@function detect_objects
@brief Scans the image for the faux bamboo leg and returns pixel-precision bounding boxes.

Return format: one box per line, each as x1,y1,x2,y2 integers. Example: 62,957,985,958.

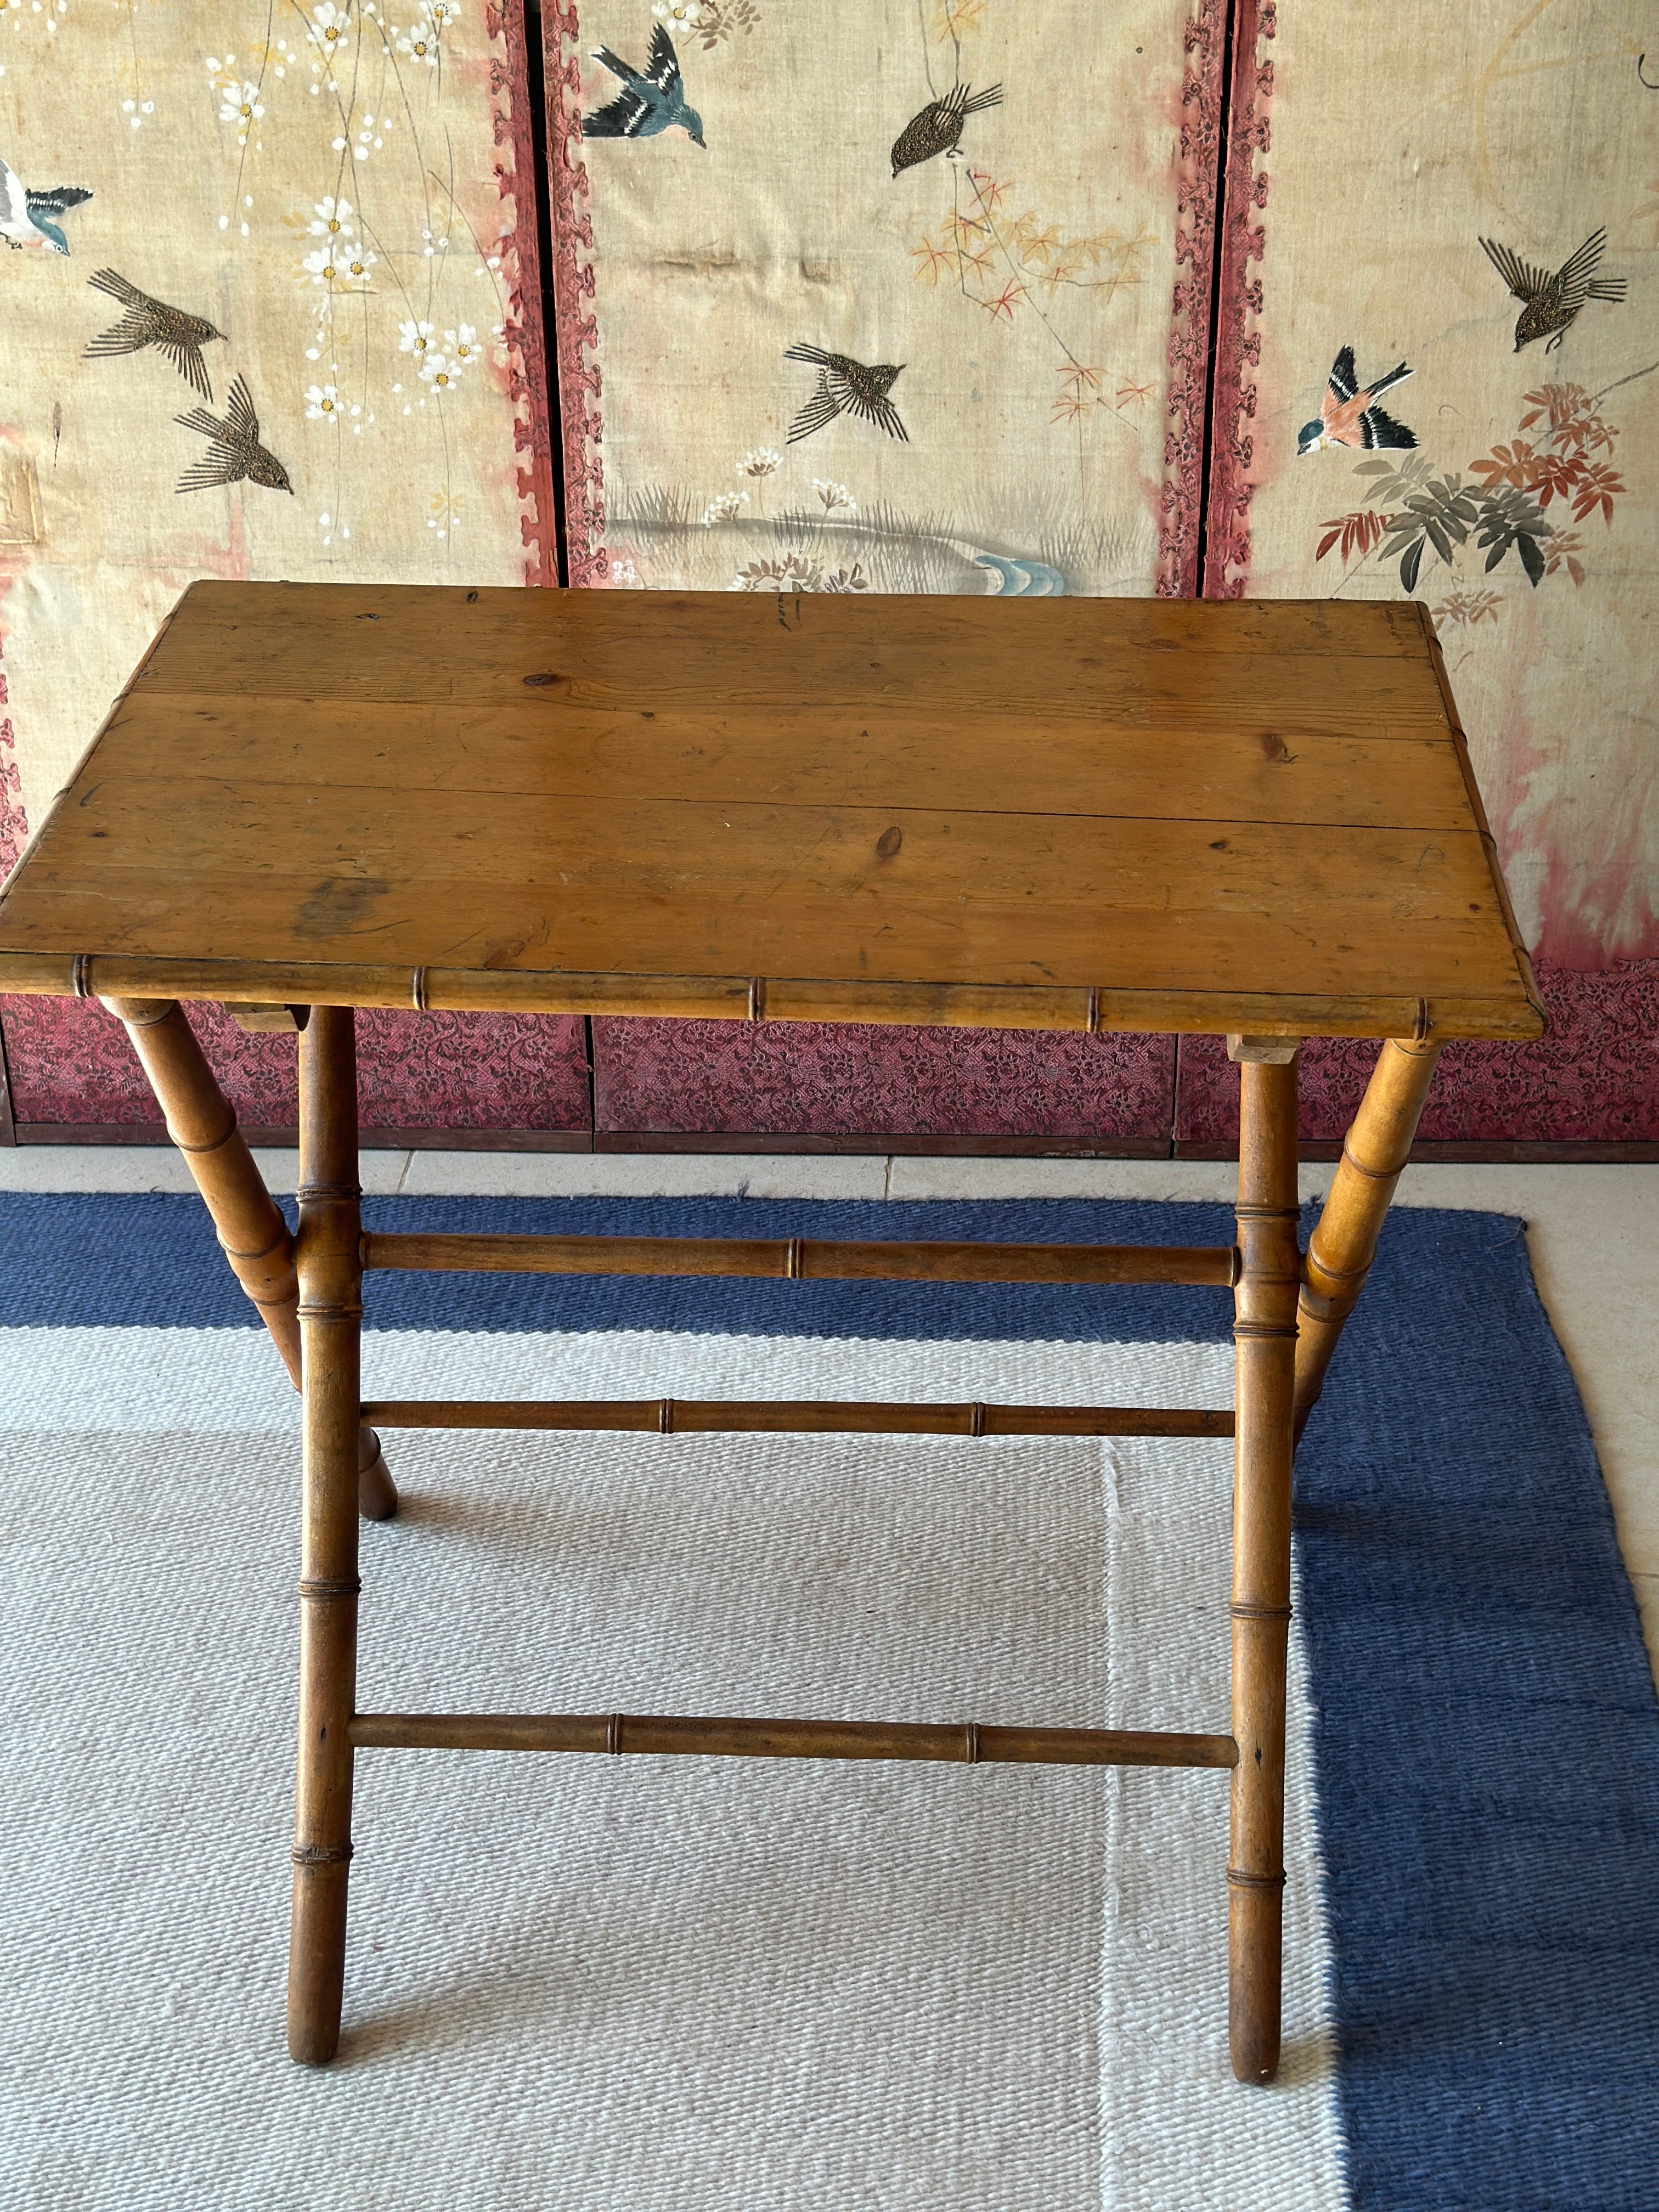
1294,1037,1443,1441
100,996,396,1520
1228,1052,1301,2086
287,1005,364,2065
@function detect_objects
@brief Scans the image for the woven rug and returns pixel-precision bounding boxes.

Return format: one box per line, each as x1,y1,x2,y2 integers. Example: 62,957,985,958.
2,1194,1656,2211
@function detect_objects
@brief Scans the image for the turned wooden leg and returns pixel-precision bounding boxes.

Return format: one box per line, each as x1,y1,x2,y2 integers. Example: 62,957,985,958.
287,1006,364,2065
1294,1036,1443,1442
1228,1048,1301,2086
100,996,396,1520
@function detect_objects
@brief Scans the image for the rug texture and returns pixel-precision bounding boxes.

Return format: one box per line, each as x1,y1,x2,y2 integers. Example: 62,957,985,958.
2,1194,1656,2211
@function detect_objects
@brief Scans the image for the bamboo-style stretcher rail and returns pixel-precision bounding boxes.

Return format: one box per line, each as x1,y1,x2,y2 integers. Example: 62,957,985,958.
359,1397,1236,1438
359,1231,1239,1287
347,1711,1240,1769
360,1389,1238,1442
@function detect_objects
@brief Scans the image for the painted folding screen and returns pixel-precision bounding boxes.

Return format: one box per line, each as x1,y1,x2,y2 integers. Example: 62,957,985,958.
544,0,1228,1149
0,0,588,1140
1189,1,1658,1149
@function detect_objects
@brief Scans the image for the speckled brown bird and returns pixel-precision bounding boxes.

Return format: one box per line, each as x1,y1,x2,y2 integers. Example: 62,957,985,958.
1479,227,1627,353
84,268,226,400
890,82,1001,176
175,376,292,495
785,343,908,443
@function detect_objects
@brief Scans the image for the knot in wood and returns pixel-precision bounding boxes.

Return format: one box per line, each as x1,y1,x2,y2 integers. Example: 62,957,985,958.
876,826,903,860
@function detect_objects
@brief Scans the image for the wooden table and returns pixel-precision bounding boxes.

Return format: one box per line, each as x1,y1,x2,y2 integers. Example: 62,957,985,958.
0,583,1542,2084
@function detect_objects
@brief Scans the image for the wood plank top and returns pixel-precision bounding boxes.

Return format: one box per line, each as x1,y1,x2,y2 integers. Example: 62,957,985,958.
0,582,1543,1039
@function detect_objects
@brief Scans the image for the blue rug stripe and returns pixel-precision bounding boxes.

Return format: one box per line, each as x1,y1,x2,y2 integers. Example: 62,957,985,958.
0,1194,1239,1345
1294,1208,1659,2212
4,1190,1657,2205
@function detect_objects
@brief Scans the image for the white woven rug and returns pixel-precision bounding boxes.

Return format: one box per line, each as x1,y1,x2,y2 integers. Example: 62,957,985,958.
2,1321,1345,2210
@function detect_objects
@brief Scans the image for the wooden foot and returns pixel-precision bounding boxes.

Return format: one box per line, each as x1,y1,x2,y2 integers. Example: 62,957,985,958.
1294,1036,1443,1441
101,996,397,1520
357,1425,397,1523
286,1007,364,2066
1227,1050,1300,2085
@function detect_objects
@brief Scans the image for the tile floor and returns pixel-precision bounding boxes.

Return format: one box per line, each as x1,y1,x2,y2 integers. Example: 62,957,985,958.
3,1145,1655,1685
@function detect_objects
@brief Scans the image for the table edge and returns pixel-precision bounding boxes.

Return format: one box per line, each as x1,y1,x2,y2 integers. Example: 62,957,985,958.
0,951,1548,1041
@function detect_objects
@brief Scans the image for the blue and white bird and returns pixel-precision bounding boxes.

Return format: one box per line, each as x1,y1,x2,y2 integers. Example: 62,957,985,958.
0,155,92,256
584,26,706,146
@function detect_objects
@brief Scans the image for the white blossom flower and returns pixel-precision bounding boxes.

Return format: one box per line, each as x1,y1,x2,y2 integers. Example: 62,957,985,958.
611,557,639,585
812,478,856,514
397,317,435,356
420,352,458,390
421,0,458,26
304,382,341,420
218,80,264,132
702,490,749,525
301,244,345,284
442,323,479,370
737,447,782,479
396,22,438,63
652,0,704,26
308,195,355,240
341,244,377,283
311,3,351,52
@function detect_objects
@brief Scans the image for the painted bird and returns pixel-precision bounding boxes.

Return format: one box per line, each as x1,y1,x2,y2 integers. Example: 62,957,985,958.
1296,346,1417,456
0,155,92,256
584,25,705,145
175,375,293,496
1479,227,1627,353
84,268,226,400
785,343,909,444
890,82,1002,176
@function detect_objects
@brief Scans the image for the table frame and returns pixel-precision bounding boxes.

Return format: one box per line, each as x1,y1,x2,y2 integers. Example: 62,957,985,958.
98,988,1442,2085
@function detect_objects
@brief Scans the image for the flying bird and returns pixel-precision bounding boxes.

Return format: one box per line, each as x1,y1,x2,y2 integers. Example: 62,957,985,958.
1479,227,1627,353
785,343,909,444
890,82,1002,176
1296,346,1417,455
84,268,226,400
175,375,292,496
0,155,92,256
584,25,705,145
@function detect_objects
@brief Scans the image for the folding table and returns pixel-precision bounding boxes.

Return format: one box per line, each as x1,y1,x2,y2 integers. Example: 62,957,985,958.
0,583,1542,2083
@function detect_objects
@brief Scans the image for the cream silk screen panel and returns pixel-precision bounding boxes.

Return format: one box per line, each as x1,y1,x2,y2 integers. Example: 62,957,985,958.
544,0,1228,1150
0,0,588,1138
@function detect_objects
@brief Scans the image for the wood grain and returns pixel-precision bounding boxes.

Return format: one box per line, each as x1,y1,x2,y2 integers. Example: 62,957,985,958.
0,583,1543,1040
87,698,1472,826
1228,1058,1301,2086
359,1398,1237,1438
348,1710,1240,1770
359,1231,1238,1285
287,1006,362,2068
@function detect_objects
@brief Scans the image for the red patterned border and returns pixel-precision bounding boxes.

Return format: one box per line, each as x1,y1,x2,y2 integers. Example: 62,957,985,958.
1201,0,1275,597
541,3,608,586
1158,2,1229,597
1173,958,1659,1145
488,1,560,585
0,996,594,1132
594,1019,1177,1142
0,635,25,879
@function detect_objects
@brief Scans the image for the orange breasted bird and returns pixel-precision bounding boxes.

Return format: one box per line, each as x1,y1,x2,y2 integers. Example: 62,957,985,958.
1296,347,1417,456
